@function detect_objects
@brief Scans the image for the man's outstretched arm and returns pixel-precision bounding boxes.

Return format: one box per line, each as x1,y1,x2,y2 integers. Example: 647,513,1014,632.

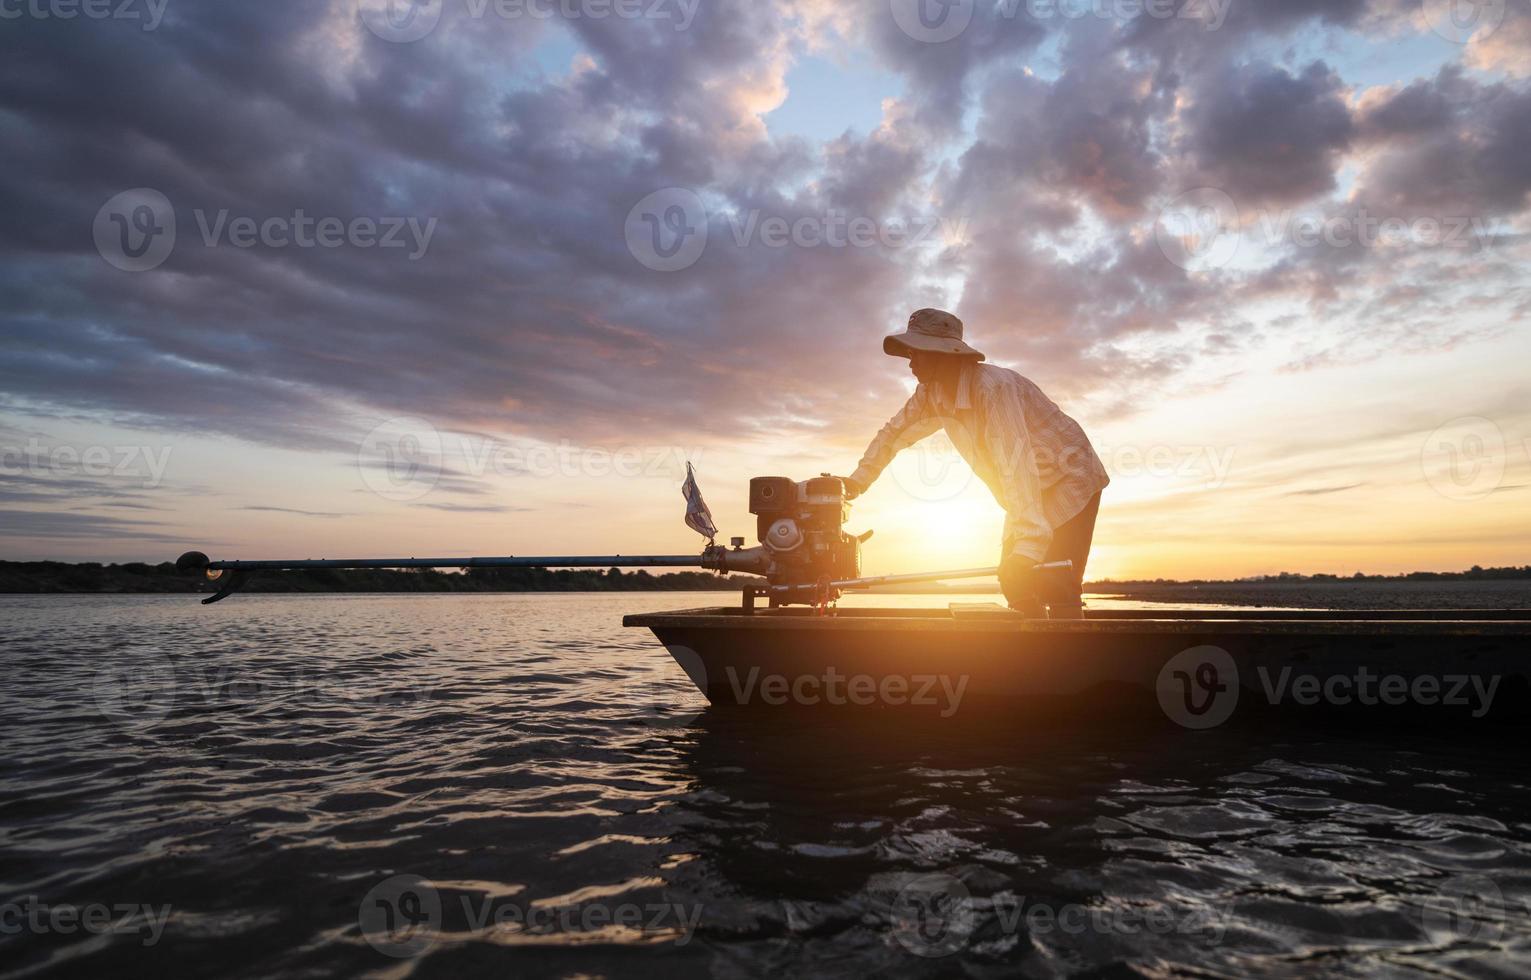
842,386,943,497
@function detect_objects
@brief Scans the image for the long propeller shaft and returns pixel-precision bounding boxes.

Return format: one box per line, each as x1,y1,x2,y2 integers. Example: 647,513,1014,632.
200,555,705,572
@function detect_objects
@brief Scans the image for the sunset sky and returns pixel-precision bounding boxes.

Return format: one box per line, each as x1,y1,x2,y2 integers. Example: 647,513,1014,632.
1,0,1528,580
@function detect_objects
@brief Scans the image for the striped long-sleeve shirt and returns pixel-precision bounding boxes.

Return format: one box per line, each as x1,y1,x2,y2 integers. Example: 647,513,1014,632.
850,362,1110,562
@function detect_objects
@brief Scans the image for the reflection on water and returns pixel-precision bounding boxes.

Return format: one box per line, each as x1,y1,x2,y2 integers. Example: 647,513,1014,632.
1,593,1527,976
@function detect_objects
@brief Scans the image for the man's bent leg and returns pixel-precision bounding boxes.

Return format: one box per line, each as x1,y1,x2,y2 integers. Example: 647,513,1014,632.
1042,492,1101,619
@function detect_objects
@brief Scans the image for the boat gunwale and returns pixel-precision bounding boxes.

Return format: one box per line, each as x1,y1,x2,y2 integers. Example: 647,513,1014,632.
621,606,1531,636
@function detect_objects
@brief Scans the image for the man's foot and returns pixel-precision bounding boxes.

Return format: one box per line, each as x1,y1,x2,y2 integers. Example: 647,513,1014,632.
1047,601,1084,620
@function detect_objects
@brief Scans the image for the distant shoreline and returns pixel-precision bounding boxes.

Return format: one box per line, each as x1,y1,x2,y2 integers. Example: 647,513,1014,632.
0,561,758,597
1,561,1528,607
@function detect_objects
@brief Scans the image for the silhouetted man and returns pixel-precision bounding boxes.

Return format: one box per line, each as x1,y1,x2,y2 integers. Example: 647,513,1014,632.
841,309,1108,617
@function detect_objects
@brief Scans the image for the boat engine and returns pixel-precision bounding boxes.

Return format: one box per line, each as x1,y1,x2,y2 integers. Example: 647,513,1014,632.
699,475,869,598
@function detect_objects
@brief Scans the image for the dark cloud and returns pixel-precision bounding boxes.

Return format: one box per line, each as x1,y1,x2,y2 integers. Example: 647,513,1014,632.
0,508,179,541
240,506,352,519
416,502,527,513
1354,68,1531,216
1285,483,1365,496
1181,60,1354,206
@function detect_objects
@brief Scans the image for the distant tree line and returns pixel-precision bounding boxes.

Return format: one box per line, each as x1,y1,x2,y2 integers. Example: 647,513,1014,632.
2,560,1527,596
0,561,760,596
1094,565,1531,587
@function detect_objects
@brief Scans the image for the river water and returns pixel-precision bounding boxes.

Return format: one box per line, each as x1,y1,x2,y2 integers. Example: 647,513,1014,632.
2,593,1528,977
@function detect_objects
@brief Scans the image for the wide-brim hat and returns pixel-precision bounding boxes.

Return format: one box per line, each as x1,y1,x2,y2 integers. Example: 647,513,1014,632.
883,308,985,360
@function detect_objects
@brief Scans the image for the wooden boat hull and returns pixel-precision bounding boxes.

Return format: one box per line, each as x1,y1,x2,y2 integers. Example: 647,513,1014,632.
623,605,1531,727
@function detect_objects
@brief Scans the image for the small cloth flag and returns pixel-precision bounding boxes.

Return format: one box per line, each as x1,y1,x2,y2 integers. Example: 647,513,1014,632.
681,462,718,542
